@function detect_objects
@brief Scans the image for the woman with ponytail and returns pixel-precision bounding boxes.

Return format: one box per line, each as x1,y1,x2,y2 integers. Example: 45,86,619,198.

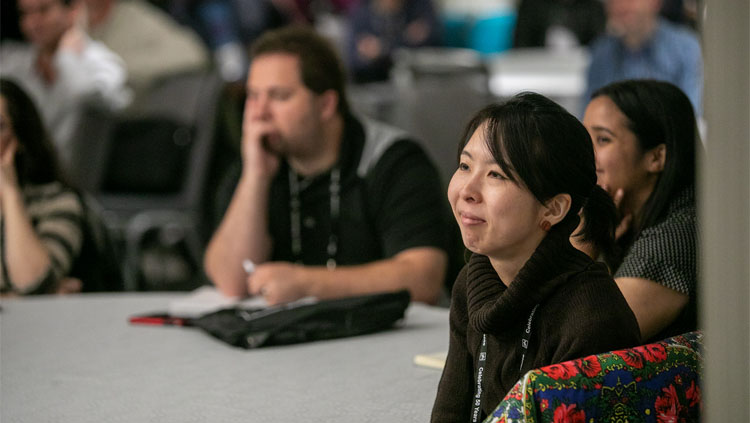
431,93,639,423
579,79,699,343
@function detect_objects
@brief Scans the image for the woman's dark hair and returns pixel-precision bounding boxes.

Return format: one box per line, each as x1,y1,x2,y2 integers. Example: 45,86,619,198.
250,26,350,116
1,78,63,186
590,80,698,234
458,92,617,257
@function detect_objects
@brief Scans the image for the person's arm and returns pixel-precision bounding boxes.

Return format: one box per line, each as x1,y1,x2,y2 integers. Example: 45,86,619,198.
203,111,280,298
203,171,275,297
54,2,131,111
615,276,689,341
247,246,446,305
573,221,692,340
613,196,697,341
1,172,51,292
1,145,83,293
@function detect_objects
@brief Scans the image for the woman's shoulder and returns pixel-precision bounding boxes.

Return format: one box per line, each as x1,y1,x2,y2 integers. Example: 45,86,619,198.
550,263,630,317
617,190,697,283
648,189,696,232
627,190,697,258
546,264,639,337
564,261,619,292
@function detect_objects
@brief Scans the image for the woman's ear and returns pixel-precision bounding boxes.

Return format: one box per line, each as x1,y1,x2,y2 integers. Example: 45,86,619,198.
646,143,667,173
542,193,572,226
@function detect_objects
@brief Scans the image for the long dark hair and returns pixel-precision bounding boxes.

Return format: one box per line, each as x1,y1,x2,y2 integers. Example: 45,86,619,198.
1,78,64,187
459,92,617,257
591,80,698,236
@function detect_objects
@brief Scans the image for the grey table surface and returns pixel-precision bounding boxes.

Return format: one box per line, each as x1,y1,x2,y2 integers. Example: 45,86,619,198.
0,293,450,423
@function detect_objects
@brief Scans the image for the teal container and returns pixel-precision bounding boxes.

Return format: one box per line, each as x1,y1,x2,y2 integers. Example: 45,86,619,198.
468,11,517,54
441,13,472,48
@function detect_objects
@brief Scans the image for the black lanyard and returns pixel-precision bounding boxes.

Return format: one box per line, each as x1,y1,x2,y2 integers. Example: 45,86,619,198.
471,304,539,423
288,166,340,270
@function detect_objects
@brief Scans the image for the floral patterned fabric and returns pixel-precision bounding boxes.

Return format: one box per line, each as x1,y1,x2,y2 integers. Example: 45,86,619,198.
485,331,703,423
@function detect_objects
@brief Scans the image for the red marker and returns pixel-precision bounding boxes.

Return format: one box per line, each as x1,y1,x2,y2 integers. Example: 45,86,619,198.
128,314,193,326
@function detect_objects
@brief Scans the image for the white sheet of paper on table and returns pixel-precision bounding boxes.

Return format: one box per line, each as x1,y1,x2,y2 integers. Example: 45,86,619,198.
168,286,269,318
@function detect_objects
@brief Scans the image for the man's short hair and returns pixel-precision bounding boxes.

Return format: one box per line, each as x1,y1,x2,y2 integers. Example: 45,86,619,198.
251,26,350,116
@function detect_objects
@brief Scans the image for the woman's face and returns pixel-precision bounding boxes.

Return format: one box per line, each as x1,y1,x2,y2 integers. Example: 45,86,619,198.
447,126,546,263
0,96,18,160
583,96,655,202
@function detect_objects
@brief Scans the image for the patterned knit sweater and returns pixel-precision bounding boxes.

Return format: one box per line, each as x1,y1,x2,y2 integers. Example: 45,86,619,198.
431,219,640,422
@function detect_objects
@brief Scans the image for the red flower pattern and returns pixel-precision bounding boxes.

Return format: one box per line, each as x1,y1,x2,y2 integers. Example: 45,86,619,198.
654,384,684,423
552,404,585,423
635,343,668,363
544,362,579,380
685,380,702,409
614,349,645,369
576,356,602,378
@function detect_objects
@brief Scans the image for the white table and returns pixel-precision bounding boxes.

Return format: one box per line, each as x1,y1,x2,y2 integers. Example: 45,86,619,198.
0,293,449,422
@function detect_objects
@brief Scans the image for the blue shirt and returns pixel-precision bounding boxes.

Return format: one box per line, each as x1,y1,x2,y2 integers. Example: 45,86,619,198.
583,19,703,116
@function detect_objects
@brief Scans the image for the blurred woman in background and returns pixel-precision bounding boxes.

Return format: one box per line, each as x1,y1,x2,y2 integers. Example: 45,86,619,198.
578,79,699,342
0,78,84,295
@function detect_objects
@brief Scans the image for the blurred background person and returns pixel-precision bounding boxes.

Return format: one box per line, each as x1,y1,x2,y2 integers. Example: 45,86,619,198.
158,0,341,83
660,0,698,30
204,27,452,305
346,0,442,83
84,0,211,106
161,0,250,82
0,79,85,296
513,0,606,50
577,79,699,342
0,0,131,170
582,0,702,116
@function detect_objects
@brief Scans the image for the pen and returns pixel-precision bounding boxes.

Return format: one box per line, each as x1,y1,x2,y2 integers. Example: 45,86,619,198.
128,314,192,326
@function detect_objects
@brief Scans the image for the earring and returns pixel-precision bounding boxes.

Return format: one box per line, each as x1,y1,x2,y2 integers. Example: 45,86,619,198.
540,221,551,231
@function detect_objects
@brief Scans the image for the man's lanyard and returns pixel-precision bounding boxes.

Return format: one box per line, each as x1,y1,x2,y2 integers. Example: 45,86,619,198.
471,304,540,423
288,166,340,270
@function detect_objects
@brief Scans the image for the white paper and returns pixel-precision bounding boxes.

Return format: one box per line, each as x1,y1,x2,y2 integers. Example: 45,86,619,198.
168,286,268,318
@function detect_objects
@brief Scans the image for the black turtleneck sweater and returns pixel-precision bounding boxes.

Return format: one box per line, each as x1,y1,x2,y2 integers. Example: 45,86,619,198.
431,220,640,423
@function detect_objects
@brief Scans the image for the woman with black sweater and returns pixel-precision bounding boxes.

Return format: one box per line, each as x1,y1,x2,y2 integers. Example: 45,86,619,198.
431,93,640,423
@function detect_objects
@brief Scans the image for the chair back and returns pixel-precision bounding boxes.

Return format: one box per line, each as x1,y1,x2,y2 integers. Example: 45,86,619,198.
69,191,125,292
80,70,224,290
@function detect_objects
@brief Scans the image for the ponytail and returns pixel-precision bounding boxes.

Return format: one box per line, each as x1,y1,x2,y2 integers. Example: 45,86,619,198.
575,185,617,262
